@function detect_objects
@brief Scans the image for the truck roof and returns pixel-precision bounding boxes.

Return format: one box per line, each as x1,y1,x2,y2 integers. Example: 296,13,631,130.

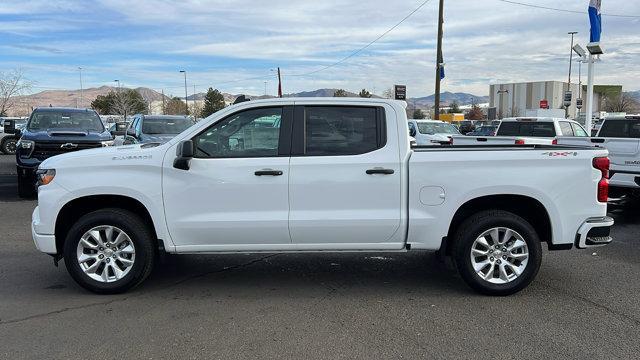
32,107,96,113
501,117,576,123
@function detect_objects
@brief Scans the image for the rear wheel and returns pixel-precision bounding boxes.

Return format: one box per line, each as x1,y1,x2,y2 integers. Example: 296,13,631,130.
453,210,542,296
1,137,17,155
63,208,155,294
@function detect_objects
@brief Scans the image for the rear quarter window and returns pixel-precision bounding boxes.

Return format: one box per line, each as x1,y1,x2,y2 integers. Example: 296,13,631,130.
497,122,556,137
598,120,640,138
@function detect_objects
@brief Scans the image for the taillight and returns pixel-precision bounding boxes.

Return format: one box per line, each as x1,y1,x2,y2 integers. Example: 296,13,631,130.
515,139,525,145
593,157,610,203
552,139,558,145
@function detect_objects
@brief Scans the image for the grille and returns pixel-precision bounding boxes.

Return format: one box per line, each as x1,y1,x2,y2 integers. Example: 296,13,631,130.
32,142,102,160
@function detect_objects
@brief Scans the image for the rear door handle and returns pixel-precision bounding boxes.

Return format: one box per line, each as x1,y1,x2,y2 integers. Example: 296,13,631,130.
366,168,395,175
255,169,283,176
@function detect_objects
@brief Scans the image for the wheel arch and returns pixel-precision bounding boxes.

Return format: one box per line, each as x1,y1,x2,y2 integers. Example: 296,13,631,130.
55,195,159,254
445,194,553,255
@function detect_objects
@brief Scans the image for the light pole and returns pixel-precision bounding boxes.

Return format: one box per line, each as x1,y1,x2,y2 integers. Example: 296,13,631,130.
566,31,578,118
434,0,444,120
114,79,120,90
264,81,267,96
78,67,83,108
179,70,188,115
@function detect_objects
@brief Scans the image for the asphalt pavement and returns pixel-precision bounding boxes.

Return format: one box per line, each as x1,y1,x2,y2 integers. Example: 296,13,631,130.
0,154,638,359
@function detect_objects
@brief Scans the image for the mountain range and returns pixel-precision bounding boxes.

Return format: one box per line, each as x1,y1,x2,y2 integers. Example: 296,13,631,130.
7,86,488,116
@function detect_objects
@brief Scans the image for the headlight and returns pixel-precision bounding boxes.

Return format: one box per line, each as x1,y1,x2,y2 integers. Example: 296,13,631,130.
17,139,34,149
36,169,56,186
101,140,115,147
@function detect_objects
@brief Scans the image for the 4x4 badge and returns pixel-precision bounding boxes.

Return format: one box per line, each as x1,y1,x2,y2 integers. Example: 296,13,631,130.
60,143,78,149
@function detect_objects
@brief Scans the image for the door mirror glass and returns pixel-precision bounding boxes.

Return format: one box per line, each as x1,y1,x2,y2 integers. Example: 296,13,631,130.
173,140,194,170
110,122,128,136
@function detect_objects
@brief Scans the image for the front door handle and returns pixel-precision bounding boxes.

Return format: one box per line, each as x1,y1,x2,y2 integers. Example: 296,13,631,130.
255,169,283,176
366,168,395,175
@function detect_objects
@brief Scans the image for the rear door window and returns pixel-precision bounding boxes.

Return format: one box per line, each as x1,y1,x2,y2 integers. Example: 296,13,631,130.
300,106,384,156
571,123,589,137
559,122,574,136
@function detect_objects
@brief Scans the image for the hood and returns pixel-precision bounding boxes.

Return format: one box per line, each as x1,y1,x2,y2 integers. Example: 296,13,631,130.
141,134,177,143
22,128,112,142
40,142,166,169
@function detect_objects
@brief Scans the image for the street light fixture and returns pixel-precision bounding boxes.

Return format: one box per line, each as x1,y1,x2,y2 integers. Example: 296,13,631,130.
179,70,188,115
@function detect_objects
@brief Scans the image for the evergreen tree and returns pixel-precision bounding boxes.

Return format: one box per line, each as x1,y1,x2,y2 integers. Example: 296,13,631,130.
359,89,372,98
201,88,226,117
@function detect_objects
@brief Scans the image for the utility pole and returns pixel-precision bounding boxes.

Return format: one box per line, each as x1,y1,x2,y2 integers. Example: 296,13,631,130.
566,31,578,118
161,89,166,115
78,67,83,108
277,67,283,98
180,70,188,115
434,0,444,120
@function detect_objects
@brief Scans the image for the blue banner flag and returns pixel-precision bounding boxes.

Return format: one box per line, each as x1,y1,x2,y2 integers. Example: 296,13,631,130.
589,0,602,42
439,65,445,80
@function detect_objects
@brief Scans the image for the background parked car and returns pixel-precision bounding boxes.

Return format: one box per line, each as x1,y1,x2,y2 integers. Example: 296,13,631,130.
408,119,460,146
119,115,193,145
467,125,498,136
457,120,476,134
0,117,28,155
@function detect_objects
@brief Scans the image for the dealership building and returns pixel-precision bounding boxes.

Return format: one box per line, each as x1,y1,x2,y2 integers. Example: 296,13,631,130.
489,81,622,122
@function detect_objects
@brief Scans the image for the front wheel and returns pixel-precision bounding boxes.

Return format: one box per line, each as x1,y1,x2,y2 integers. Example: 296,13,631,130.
1,137,17,155
63,208,156,294
453,210,542,296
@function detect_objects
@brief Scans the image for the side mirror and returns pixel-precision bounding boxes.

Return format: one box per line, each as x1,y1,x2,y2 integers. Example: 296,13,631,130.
110,122,128,136
126,128,136,137
409,128,416,137
173,140,194,170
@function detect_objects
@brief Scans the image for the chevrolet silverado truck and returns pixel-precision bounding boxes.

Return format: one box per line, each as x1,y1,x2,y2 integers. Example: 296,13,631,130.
16,107,115,198
558,115,640,198
31,98,613,295
453,117,589,145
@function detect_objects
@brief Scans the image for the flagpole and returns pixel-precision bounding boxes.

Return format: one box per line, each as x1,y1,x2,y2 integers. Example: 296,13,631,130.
585,55,595,132
434,0,444,120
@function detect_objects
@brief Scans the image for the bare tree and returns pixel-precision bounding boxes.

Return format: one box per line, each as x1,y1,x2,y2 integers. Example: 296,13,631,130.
0,69,32,116
603,94,640,113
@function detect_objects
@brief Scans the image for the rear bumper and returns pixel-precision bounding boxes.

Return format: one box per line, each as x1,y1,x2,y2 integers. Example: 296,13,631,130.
31,207,57,254
575,216,614,249
609,171,640,189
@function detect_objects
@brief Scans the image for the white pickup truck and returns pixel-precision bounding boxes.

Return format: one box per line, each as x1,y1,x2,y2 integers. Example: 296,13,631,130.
453,117,589,146
31,98,613,295
558,115,640,197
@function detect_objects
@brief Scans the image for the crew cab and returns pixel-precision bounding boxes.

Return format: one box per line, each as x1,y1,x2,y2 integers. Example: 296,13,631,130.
15,107,114,197
558,115,640,197
453,117,589,145
407,119,459,145
31,98,613,295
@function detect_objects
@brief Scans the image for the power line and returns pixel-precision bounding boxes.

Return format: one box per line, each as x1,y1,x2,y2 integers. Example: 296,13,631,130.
287,0,434,77
496,0,640,18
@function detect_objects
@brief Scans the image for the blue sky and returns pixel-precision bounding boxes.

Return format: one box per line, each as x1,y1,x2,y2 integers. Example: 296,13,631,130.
1,0,640,97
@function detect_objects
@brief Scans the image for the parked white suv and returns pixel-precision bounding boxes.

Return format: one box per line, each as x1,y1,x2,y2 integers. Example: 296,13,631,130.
32,98,612,295
558,115,640,197
454,117,589,145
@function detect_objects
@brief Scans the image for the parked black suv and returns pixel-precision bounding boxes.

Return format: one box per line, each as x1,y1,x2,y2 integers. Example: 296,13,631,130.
16,107,114,197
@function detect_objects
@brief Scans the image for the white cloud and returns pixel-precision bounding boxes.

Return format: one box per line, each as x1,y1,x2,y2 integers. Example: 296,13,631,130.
2,0,640,97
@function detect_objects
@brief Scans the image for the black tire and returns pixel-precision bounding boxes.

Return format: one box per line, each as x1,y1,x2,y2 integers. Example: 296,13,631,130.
452,210,542,296
1,137,17,155
63,208,156,294
17,171,35,198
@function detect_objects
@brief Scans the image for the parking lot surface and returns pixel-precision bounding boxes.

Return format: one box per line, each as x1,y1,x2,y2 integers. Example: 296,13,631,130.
0,154,639,359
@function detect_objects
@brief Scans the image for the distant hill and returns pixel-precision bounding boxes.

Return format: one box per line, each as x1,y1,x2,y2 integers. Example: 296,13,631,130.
410,92,489,107
7,87,487,116
8,86,168,115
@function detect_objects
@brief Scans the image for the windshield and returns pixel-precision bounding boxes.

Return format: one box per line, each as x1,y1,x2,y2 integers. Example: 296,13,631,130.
142,117,192,134
28,111,104,132
417,122,460,135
